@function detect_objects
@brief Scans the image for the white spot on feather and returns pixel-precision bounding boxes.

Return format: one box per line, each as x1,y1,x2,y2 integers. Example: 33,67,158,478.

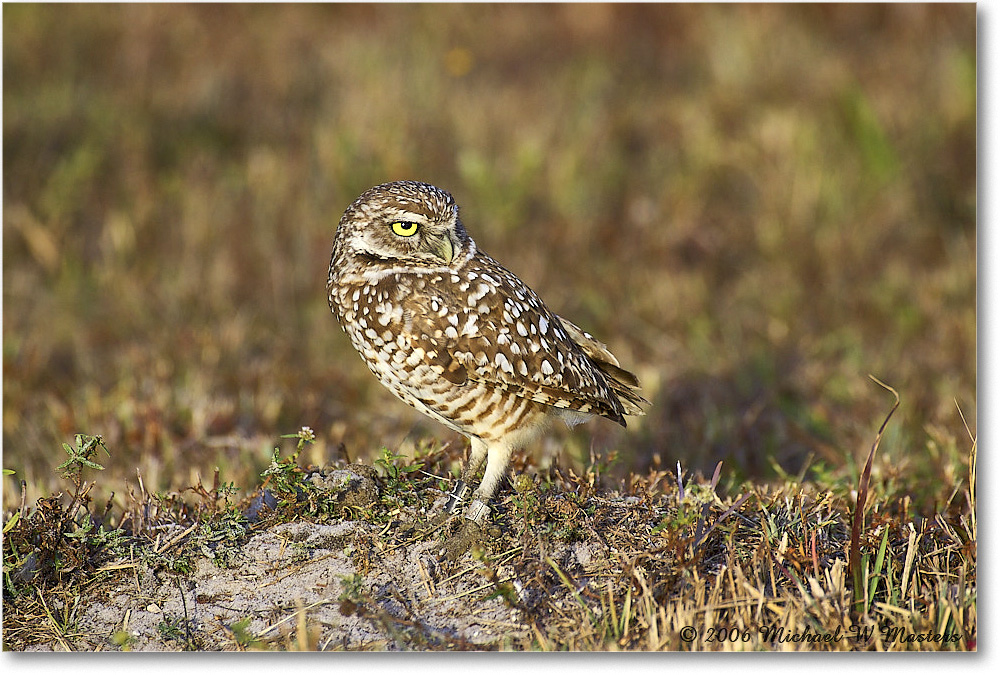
495,352,513,374
462,314,478,336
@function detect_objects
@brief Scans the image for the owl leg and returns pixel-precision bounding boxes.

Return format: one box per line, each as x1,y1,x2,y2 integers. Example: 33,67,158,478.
462,442,515,525
444,437,488,513
440,442,515,560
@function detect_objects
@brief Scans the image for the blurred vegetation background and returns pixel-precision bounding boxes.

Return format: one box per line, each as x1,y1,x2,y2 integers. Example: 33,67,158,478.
3,4,975,514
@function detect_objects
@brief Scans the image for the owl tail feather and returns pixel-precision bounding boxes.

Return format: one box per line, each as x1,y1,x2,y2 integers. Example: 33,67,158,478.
557,315,648,419
596,361,648,417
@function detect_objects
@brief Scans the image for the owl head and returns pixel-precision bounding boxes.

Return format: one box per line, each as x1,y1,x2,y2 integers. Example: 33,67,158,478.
331,181,475,276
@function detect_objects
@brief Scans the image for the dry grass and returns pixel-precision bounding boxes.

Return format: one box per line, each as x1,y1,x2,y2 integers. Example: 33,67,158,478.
2,4,975,651
2,420,976,651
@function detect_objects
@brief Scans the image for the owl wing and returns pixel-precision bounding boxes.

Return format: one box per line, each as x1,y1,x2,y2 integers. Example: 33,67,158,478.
406,259,642,424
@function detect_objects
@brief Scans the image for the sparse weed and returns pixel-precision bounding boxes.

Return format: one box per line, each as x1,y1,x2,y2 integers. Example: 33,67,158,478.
225,617,262,650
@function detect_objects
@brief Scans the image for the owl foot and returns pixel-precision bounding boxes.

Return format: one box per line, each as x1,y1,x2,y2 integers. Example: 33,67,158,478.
438,498,493,560
439,520,484,561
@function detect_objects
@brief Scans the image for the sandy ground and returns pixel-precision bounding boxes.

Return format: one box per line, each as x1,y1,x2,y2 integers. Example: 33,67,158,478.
79,522,536,650
20,519,548,651
17,457,613,653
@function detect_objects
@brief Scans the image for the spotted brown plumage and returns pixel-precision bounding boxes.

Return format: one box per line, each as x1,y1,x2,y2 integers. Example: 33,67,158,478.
327,181,646,525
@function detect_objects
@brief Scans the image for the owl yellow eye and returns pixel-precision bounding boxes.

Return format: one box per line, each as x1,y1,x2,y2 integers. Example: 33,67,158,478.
391,221,420,237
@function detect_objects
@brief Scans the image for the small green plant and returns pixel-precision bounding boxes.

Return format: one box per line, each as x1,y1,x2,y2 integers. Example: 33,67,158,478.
56,434,110,484
195,506,249,568
260,447,306,501
372,447,425,511
280,426,317,459
373,447,423,483
157,615,195,649
338,572,367,615
110,629,137,650
511,473,541,530
261,427,317,503
2,433,124,596
145,550,193,576
226,617,262,649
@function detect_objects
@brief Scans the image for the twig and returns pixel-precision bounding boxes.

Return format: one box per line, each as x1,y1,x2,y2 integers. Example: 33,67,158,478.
694,492,752,548
154,523,198,554
849,375,899,611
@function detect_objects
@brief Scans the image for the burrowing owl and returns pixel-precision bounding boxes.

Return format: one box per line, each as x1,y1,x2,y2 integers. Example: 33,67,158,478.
327,181,646,526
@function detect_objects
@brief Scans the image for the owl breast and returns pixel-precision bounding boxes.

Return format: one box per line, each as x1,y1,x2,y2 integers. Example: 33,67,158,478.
330,268,554,442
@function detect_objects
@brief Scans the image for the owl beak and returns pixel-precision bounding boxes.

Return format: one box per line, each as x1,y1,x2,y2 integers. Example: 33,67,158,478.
428,233,454,264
